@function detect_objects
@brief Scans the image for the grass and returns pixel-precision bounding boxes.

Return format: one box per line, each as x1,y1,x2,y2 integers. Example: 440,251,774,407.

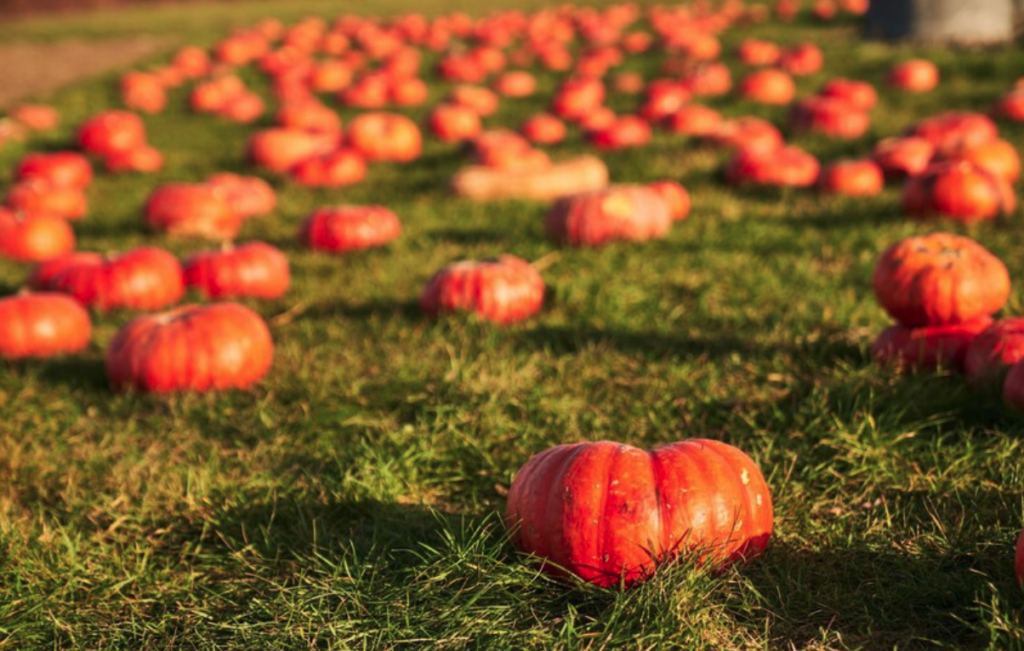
2,1,1024,649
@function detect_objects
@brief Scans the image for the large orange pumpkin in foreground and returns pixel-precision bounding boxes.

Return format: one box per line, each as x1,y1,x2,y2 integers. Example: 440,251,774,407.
420,255,544,324
505,439,774,588
873,233,1010,327
106,302,273,393
0,293,91,359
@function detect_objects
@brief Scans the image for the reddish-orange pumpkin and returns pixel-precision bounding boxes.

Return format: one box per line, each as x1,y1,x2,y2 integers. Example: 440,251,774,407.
145,184,241,239
420,255,544,324
993,89,1024,122
818,78,877,111
706,117,783,154
206,173,276,219
638,80,691,122
963,318,1024,388
106,302,273,393
665,105,723,136
779,43,823,76
0,209,76,262
938,139,1020,184
873,233,1010,327
300,206,402,253
788,97,870,139
77,110,147,158
551,77,606,121
738,69,795,105
648,181,691,220
493,71,537,98
29,247,184,311
906,112,999,156
887,59,939,93
275,100,342,134
15,152,93,189
183,242,290,300
872,136,935,180
120,72,167,114
505,439,774,588
520,113,567,145
902,161,1016,224
724,146,820,188
104,144,164,173
5,180,88,221
546,186,673,247
1003,362,1024,415
448,85,500,117
247,128,339,173
291,149,368,187
427,104,482,143
346,112,422,163
871,316,992,371
10,104,59,131
588,115,651,150
817,159,884,196
0,293,91,359
736,38,780,66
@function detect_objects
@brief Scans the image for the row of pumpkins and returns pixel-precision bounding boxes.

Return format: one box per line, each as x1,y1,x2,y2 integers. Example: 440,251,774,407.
2,0,1024,590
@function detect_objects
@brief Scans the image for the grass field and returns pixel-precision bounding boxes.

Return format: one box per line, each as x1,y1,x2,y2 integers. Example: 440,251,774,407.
2,1,1024,649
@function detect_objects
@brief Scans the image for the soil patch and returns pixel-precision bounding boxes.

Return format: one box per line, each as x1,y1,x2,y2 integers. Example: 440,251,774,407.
0,35,175,108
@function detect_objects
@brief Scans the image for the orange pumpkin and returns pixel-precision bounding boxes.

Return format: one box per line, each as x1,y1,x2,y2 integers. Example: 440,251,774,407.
724,146,820,188
5,180,87,221
872,316,992,371
205,173,276,219
420,255,545,324
291,149,367,187
145,184,241,239
300,206,402,253
903,161,1016,224
77,110,147,158
346,112,422,163
887,59,939,93
0,209,75,262
738,69,795,105
546,185,672,247
183,242,290,300
817,159,884,196
0,293,91,360
15,152,92,189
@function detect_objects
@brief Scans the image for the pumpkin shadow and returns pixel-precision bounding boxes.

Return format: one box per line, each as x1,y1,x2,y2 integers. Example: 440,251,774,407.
34,355,109,395
426,227,510,246
746,528,1020,650
516,324,760,362
300,297,424,323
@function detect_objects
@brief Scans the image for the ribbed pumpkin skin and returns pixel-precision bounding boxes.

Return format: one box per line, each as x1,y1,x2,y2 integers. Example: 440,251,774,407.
145,183,241,239
873,234,1010,327
300,206,402,253
545,186,672,247
0,293,91,359
871,316,992,371
905,112,998,156
206,173,277,219
106,303,273,393
15,152,93,189
420,255,544,324
505,439,774,588
29,247,184,311
963,318,1024,389
183,242,290,300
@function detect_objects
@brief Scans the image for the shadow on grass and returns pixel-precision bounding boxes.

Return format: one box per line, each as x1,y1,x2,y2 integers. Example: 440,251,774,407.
300,297,424,323
34,355,109,395
426,227,510,246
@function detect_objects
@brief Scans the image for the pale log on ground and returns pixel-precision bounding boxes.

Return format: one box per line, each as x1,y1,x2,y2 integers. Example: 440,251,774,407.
451,155,609,200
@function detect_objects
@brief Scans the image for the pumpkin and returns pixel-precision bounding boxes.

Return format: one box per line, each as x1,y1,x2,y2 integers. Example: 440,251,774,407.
15,152,93,189
738,69,795,105
10,104,59,131
340,75,390,108
145,184,241,239
818,78,877,111
788,97,870,139
190,75,246,113
778,43,823,76
551,77,606,121
588,115,652,150
427,104,482,143
937,139,1020,184
665,105,723,136
29,247,184,311
648,181,691,220
680,62,732,96
346,112,422,163
638,80,691,122
172,46,212,78
1005,364,1024,416
473,130,552,171
120,72,167,114
611,72,645,95
887,59,939,93
291,149,367,187
0,209,76,262
0,293,91,360
520,113,567,145
577,106,618,134
546,185,672,247
736,38,780,66
218,92,266,124
104,144,164,174
871,317,992,371
448,85,500,117
903,161,1016,224
493,71,537,98
106,302,273,393
706,117,783,154
310,60,354,92
505,439,773,588
389,77,429,106
872,136,935,180
724,146,820,188
275,100,342,134
247,128,338,173
420,255,544,324
906,112,998,156
205,173,276,219
300,205,402,253
77,110,147,158
817,159,884,196
5,180,87,220
183,242,290,300
873,233,1010,327
963,318,1024,388
993,89,1024,122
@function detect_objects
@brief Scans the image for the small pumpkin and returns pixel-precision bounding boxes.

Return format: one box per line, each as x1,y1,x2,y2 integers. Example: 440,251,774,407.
291,149,368,187
420,255,544,324
275,100,342,134
106,302,273,393
887,59,939,93
299,206,402,253
871,136,935,180
546,185,672,247
588,115,651,150
205,173,276,219
738,69,795,105
5,180,87,221
77,110,147,158
638,80,691,122
247,128,339,173
724,145,820,188
492,71,537,98
818,77,877,111
937,139,1020,184
29,247,184,311
103,144,164,174
505,439,773,588
871,316,992,371
0,292,91,360
788,97,870,139
145,183,241,239
905,112,998,156
873,233,1010,327
15,152,93,189
706,117,783,154
346,112,422,163
0,208,75,262
551,77,606,121
427,103,482,143
448,85,500,117
778,43,823,76
665,105,723,136
648,181,691,220
902,161,1016,224
520,113,567,145
963,318,1024,388
183,242,290,300
120,72,167,114
817,159,884,196
736,38,780,66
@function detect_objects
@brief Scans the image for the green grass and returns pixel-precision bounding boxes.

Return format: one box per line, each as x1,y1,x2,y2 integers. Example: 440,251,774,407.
2,2,1024,649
